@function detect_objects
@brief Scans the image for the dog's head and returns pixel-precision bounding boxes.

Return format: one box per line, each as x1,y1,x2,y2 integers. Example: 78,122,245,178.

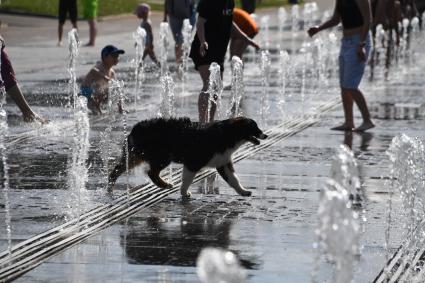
231,117,268,145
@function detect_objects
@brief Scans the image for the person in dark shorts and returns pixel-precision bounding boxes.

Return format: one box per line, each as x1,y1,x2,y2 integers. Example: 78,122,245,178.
58,0,78,46
308,0,375,132
189,0,259,124
0,36,47,123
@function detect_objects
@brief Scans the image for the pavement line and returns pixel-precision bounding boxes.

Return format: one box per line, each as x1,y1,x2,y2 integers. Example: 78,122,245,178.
373,223,425,283
0,99,339,281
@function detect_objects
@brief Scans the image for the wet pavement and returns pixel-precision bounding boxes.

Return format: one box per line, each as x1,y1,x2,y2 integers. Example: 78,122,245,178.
1,2,425,282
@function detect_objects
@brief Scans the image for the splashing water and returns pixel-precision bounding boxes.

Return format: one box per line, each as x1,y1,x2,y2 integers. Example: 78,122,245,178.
312,146,364,283
312,37,327,91
228,56,244,118
196,247,247,283
0,68,12,256
259,50,270,127
313,180,360,283
330,145,362,205
98,79,122,190
67,28,80,109
260,15,270,50
132,26,146,105
109,79,131,196
159,73,175,118
278,50,289,116
66,97,90,220
159,22,170,75
386,134,425,236
291,4,300,32
278,7,287,34
181,19,193,76
206,62,223,121
383,134,425,281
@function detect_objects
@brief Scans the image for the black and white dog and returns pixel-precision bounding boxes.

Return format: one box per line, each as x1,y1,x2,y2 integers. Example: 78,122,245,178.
108,117,267,197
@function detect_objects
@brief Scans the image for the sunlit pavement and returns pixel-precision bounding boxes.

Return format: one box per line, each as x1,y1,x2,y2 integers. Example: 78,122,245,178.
1,2,425,282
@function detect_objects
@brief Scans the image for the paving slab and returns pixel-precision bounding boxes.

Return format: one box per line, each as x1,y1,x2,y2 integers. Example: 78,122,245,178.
1,2,425,282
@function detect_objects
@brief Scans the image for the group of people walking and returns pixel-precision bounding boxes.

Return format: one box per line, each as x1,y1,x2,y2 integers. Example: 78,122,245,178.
5,0,418,134
57,0,97,46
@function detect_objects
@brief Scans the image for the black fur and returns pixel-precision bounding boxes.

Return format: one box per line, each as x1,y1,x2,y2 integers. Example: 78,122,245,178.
108,117,267,197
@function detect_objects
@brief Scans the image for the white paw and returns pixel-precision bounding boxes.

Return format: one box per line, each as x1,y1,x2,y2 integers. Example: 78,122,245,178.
181,191,192,199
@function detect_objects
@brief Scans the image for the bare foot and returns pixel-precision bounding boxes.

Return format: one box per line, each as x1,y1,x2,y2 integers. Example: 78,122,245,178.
331,123,354,131
84,42,95,47
354,121,375,132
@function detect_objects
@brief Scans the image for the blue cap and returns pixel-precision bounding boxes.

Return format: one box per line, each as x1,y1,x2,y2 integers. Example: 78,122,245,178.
101,45,125,59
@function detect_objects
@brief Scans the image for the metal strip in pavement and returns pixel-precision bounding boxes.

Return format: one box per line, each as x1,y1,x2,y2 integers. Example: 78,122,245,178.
0,99,339,282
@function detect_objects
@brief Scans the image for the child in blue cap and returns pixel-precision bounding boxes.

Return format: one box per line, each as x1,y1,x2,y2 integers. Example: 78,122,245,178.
80,45,125,114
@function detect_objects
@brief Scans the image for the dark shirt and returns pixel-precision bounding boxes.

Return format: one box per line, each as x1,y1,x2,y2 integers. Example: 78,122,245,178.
197,0,234,44
336,0,364,29
190,0,234,66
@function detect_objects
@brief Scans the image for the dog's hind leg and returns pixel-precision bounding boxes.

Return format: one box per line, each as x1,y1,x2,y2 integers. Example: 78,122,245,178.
217,162,252,196
180,166,197,198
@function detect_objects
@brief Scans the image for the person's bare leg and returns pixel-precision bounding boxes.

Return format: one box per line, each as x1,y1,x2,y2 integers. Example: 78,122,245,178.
58,23,64,46
229,38,248,61
86,19,97,46
175,44,183,64
352,89,374,132
6,85,47,123
331,88,354,131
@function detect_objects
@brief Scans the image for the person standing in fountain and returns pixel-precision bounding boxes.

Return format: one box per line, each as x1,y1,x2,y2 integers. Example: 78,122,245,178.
308,0,375,132
57,0,78,47
83,0,97,46
163,0,194,64
135,3,160,66
80,45,124,114
0,36,47,123
189,0,259,124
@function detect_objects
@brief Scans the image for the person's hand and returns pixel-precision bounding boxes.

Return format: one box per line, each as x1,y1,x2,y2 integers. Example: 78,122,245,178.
307,26,320,37
250,40,260,51
357,44,366,61
199,41,208,57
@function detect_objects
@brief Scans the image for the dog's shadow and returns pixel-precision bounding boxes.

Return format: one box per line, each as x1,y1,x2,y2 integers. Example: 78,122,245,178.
120,199,259,269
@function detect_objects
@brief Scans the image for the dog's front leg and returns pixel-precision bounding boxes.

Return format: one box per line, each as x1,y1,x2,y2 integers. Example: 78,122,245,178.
217,162,252,196
180,166,196,198
147,168,173,189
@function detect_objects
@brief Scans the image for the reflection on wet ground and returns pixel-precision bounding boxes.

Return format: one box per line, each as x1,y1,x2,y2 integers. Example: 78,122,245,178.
121,200,258,269
1,7,425,283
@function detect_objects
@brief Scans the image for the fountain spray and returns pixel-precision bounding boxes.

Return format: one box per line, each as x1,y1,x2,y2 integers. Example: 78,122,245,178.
159,22,170,76
0,61,12,257
132,26,146,106
228,56,244,118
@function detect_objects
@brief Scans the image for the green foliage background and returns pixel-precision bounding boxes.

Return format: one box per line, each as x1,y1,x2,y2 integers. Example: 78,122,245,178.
0,0,290,17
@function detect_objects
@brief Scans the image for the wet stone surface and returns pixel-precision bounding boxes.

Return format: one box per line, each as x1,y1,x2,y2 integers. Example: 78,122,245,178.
1,4,425,283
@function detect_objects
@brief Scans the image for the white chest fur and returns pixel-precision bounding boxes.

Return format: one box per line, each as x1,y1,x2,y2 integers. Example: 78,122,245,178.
205,142,244,168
